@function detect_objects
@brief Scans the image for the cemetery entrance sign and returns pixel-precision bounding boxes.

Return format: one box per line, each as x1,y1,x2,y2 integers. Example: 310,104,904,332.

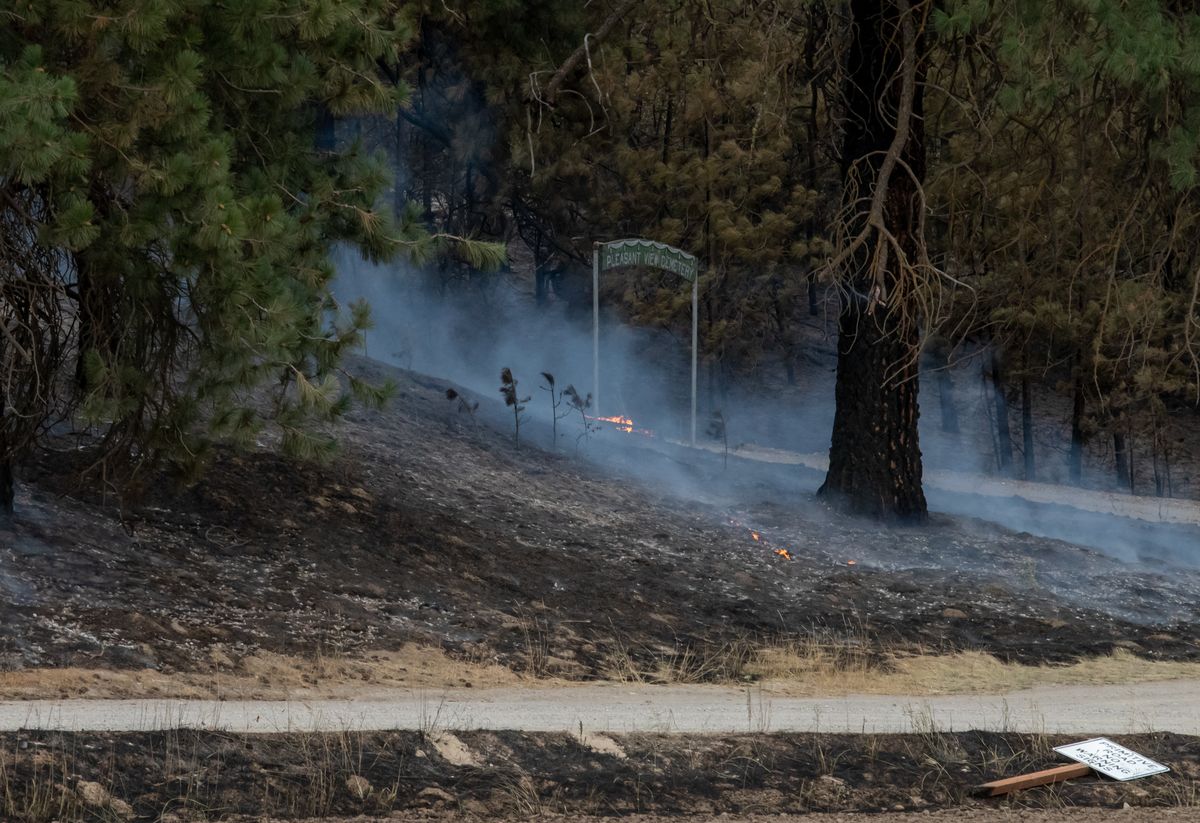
592,240,699,445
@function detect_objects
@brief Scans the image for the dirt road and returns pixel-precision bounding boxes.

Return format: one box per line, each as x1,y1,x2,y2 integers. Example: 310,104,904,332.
686,439,1200,527
5,679,1199,733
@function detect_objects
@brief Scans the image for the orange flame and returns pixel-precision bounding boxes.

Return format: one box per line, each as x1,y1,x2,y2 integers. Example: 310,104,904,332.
591,414,653,436
595,414,635,432
847,559,857,566
729,517,792,560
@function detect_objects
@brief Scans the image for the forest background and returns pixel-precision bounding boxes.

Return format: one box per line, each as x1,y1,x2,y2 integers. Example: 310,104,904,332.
3,0,1200,517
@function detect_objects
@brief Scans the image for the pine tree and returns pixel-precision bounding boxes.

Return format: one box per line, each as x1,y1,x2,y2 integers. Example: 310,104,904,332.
818,0,931,521
931,0,1200,490
0,1,502,515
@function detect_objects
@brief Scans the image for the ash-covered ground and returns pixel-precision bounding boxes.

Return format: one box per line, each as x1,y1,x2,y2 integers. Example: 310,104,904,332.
2,355,1199,679
3,728,1199,820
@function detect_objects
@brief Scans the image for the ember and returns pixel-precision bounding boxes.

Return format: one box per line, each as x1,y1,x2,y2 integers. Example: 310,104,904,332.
729,518,793,561
591,415,654,436
847,559,858,566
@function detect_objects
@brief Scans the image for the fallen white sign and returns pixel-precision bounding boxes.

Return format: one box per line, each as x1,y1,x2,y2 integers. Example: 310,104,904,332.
1054,738,1170,781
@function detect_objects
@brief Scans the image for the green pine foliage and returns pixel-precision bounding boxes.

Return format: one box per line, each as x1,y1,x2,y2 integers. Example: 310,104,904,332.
0,0,474,497
929,0,1200,477
515,0,834,383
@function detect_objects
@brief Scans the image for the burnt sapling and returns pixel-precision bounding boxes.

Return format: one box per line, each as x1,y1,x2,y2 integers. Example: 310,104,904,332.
499,368,530,448
562,385,597,447
445,388,479,426
540,372,572,448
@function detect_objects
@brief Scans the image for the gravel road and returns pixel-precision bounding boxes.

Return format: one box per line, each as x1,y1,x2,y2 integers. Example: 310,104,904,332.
689,440,1200,527
5,679,1199,734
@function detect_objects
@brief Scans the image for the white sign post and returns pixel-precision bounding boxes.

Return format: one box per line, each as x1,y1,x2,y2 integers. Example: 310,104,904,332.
1054,738,1170,781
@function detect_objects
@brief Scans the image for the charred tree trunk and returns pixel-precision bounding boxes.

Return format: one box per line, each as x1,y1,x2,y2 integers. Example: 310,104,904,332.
819,0,928,522
804,6,821,318
533,229,548,306
74,244,120,394
1128,430,1137,494
936,369,959,436
1152,420,1170,497
1113,430,1129,490
0,391,9,517
1152,445,1163,497
822,310,926,520
0,458,12,520
990,352,1013,475
1069,373,1085,484
394,106,406,217
929,342,958,435
1021,375,1035,481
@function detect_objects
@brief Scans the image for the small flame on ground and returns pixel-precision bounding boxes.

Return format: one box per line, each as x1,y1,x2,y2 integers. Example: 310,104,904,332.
595,414,635,432
729,517,792,560
590,414,653,436
847,559,857,566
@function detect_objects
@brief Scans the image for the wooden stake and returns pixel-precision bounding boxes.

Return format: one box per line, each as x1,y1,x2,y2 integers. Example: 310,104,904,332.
975,763,1093,797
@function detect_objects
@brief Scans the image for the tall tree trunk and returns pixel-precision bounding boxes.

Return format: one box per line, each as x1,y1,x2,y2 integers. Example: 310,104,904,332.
1021,374,1035,481
394,106,406,216
533,230,548,306
823,309,926,520
74,245,119,394
819,0,928,522
1128,430,1137,494
1152,447,1163,497
1069,373,1085,484
929,343,958,435
1152,419,1168,497
662,95,673,164
804,5,821,318
1113,430,1129,490
0,457,12,520
990,352,1013,475
936,369,959,435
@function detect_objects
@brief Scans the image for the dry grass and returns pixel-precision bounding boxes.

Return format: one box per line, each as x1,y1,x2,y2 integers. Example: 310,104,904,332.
0,643,523,700
3,639,1199,701
604,631,1200,697
753,645,1200,696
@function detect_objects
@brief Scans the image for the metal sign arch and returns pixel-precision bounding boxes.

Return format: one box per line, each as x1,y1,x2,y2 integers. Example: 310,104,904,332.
592,239,699,445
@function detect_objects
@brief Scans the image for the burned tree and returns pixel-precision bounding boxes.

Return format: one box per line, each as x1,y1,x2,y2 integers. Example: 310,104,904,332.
499,368,530,448
445,388,479,425
0,207,71,519
818,0,931,522
540,372,572,447
563,385,595,446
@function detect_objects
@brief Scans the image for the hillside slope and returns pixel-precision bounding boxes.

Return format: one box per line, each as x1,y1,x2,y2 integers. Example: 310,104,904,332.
2,356,1199,693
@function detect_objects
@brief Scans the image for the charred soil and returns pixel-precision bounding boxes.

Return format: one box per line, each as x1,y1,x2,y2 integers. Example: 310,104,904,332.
1,728,1198,821
2,356,1199,688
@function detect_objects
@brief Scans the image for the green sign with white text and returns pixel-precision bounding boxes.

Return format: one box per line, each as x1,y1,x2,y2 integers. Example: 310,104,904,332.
599,239,698,282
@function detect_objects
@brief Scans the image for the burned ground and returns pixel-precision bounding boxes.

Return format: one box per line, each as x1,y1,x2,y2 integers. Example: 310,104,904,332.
1,727,1198,821
2,356,1200,683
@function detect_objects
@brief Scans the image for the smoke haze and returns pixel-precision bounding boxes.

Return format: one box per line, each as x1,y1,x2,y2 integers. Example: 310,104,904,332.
332,248,1200,573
